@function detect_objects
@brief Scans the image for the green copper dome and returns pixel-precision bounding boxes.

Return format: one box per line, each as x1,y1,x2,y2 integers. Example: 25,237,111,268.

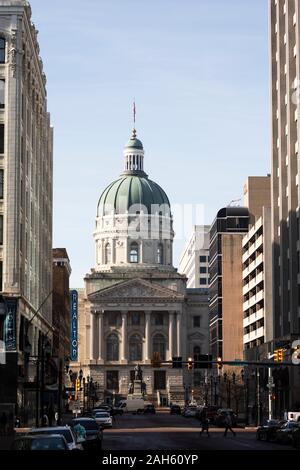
125,137,143,150
97,175,171,216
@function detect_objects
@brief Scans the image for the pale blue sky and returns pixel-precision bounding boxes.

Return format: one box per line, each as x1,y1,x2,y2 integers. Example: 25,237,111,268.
30,0,269,287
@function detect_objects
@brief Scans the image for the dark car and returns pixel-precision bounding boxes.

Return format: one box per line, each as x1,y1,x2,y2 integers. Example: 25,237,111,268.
143,404,156,414
11,434,69,451
256,419,286,441
275,421,298,444
71,418,103,450
196,406,219,423
170,405,181,415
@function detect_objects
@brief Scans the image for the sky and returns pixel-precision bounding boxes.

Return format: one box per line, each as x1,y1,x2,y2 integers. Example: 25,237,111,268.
29,0,270,287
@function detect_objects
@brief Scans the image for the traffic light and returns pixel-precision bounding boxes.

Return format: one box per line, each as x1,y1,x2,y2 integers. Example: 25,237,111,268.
76,378,81,392
277,348,283,363
273,349,279,362
217,357,223,369
172,357,182,368
187,357,193,370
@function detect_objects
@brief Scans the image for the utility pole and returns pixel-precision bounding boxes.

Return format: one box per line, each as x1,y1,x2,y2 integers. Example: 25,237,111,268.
267,352,275,420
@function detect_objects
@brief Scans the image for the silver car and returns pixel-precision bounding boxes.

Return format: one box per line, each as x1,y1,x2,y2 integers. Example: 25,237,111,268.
93,411,112,428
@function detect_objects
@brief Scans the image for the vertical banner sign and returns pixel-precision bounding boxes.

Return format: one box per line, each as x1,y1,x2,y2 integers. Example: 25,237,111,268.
4,298,17,351
70,290,78,361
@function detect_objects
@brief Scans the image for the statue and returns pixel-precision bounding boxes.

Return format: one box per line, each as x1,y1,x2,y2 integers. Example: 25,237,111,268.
134,363,143,381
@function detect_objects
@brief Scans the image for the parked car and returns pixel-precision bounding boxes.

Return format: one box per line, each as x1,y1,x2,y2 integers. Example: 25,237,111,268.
143,404,156,414
71,418,103,450
170,405,181,415
27,425,82,451
256,419,286,441
93,411,112,428
195,406,219,422
291,423,300,448
182,406,198,418
275,421,298,444
11,434,69,451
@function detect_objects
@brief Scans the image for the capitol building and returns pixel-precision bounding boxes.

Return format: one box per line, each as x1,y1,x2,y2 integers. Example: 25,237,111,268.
73,127,209,406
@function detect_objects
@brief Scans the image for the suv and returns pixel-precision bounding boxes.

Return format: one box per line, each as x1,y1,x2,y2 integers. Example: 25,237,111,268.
71,418,103,450
170,405,181,415
27,425,82,451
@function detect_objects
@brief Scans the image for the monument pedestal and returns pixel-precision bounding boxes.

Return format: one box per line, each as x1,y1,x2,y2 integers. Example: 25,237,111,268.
132,380,142,398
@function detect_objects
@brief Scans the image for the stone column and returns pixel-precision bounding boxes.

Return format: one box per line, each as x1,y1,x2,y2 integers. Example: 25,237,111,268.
121,311,127,363
98,311,104,363
90,312,96,361
168,311,175,360
176,312,182,357
145,312,151,362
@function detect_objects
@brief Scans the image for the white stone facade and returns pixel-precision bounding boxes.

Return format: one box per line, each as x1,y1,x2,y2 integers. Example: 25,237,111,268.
0,0,53,413
72,131,209,406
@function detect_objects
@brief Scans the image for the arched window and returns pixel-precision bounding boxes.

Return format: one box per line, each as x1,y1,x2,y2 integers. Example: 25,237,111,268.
153,334,166,361
129,334,142,361
106,334,119,361
0,39,5,64
130,242,139,263
105,242,111,264
157,244,163,264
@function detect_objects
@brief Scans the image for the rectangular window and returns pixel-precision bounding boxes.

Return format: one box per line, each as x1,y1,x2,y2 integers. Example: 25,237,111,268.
0,80,4,109
193,316,201,328
154,370,166,390
0,124,4,154
154,313,164,326
0,39,5,64
0,169,3,199
199,266,207,274
0,215,3,244
199,255,206,263
200,278,207,285
106,371,119,391
131,312,140,326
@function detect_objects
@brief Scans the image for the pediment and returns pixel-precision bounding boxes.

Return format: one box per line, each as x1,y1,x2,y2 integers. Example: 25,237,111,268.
188,331,207,341
88,278,184,302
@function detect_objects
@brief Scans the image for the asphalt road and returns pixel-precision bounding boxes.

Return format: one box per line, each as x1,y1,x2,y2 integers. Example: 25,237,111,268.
103,411,296,451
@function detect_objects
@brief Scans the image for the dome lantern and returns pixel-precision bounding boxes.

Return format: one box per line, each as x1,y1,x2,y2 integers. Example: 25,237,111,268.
123,128,145,175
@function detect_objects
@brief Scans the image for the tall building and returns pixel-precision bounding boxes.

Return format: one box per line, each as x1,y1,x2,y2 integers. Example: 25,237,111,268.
71,127,209,406
209,207,249,365
0,1,53,424
270,0,300,408
242,176,272,356
178,225,210,289
52,249,71,365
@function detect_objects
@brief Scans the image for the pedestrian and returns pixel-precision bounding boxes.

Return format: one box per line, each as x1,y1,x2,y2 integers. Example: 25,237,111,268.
223,413,236,437
199,410,210,437
0,412,7,436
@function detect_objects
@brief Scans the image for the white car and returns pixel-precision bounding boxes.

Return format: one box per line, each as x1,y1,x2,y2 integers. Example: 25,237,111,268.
93,411,112,428
27,425,82,451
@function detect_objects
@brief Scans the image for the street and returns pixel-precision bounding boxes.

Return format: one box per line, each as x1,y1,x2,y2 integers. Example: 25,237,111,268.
102,411,297,451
